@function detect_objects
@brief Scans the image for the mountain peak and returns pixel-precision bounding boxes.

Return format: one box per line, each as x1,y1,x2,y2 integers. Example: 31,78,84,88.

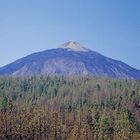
0,41,140,79
60,41,90,52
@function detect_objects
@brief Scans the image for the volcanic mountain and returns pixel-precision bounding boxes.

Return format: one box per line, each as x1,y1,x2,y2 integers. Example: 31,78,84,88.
0,41,140,79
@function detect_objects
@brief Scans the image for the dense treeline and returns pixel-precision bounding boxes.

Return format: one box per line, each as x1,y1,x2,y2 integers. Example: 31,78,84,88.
0,76,140,140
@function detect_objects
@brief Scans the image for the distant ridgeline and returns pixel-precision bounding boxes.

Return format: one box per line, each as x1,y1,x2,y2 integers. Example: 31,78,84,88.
0,76,140,139
0,41,140,79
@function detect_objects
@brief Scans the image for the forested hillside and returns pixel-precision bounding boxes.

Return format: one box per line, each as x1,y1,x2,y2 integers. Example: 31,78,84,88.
0,76,140,139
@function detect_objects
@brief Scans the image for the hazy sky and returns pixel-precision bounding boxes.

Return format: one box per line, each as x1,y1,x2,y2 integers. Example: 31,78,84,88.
0,0,140,69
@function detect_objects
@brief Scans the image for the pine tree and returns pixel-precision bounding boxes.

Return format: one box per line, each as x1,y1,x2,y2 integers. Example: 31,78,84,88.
99,112,111,140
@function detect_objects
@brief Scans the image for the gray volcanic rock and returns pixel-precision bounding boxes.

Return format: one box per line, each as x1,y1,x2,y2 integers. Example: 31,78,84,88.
0,41,140,79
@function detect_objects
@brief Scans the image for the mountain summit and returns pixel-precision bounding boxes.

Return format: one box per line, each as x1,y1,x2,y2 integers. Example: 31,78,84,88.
0,41,140,79
60,41,90,52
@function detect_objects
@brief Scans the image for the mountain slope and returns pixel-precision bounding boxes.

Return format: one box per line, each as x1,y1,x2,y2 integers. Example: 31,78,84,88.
0,41,140,79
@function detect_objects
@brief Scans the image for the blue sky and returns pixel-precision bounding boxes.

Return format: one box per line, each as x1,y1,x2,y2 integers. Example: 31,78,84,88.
0,0,140,69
